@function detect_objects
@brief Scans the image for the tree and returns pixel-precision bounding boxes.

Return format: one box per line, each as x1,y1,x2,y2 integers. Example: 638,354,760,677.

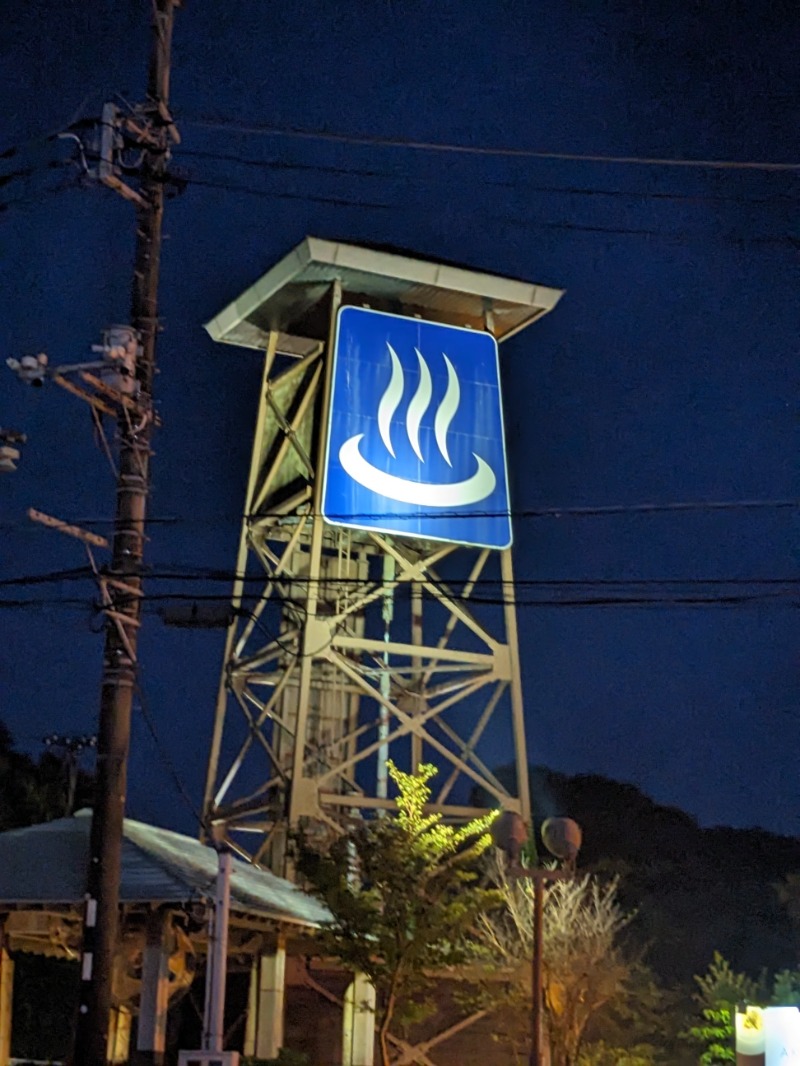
687,952,762,1065
487,764,800,990
0,721,94,829
771,968,800,1006
688,1007,735,1066
776,875,800,945
476,859,643,1066
687,952,800,1065
295,762,499,1066
577,1041,658,1066
0,720,96,1060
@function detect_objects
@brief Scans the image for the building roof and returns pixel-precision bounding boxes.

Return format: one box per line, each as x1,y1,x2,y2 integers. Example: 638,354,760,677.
0,810,329,928
204,236,564,356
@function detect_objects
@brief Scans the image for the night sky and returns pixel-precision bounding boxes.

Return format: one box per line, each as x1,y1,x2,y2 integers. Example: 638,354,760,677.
1,1,797,837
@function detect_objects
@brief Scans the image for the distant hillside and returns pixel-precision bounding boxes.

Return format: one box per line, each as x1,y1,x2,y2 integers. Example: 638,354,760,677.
489,765,800,986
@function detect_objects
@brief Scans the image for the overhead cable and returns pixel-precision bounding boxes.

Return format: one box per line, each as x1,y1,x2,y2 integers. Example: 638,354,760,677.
1,497,794,534
175,173,392,210
1,567,798,592
180,117,800,173
2,587,799,612
167,171,793,243
176,147,796,206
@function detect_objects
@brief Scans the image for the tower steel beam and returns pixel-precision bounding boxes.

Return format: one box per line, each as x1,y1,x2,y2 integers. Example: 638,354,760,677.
201,239,563,870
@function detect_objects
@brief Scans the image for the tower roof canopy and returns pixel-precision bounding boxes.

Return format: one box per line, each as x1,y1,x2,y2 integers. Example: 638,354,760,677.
204,236,564,357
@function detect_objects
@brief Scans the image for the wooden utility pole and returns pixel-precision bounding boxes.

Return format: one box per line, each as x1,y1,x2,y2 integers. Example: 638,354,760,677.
72,4,179,1065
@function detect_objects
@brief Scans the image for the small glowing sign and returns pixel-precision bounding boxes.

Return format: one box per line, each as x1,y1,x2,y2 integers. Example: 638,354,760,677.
322,307,512,549
736,1006,765,1061
736,1005,800,1064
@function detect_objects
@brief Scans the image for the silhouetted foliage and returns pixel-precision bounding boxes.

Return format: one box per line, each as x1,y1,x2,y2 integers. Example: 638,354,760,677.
477,858,668,1066
0,721,94,828
0,720,94,1060
481,765,800,987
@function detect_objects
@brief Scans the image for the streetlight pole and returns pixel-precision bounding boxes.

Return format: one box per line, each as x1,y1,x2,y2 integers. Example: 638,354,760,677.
491,812,582,1066
532,873,544,1066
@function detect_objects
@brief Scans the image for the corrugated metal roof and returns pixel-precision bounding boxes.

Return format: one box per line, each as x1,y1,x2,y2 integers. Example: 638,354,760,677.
0,811,329,928
204,236,564,353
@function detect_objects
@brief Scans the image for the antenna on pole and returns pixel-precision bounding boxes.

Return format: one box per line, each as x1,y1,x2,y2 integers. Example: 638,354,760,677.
42,734,98,816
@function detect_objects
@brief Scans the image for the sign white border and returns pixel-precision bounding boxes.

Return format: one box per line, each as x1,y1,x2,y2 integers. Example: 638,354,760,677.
320,305,513,550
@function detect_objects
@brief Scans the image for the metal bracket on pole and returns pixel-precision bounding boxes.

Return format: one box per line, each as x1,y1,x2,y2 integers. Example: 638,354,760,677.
98,102,148,207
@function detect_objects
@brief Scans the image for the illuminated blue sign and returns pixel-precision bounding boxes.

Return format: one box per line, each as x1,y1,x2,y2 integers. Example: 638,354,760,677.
321,306,512,549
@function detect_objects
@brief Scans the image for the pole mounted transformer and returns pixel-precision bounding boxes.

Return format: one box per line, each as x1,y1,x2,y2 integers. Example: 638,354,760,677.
202,237,563,871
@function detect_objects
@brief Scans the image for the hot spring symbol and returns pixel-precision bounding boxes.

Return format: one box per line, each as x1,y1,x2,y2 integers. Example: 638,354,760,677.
338,342,497,507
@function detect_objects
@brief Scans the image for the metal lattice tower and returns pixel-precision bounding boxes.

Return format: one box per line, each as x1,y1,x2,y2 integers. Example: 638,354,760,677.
202,238,563,869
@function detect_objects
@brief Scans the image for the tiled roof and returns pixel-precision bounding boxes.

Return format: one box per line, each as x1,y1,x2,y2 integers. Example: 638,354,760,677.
0,810,329,928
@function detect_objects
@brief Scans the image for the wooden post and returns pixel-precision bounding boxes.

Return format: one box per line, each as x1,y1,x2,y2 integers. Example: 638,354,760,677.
342,972,376,1066
0,937,13,1066
254,939,286,1060
107,1006,133,1064
243,959,258,1057
134,910,172,1066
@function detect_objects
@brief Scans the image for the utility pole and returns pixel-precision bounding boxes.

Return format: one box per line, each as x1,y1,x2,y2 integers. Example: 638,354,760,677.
72,4,180,1065
42,733,98,816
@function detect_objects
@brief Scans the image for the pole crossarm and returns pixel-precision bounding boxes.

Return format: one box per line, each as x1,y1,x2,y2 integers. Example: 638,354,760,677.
27,508,110,548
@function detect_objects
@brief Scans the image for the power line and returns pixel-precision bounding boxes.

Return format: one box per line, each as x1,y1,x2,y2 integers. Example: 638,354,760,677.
175,147,797,206
497,218,792,245
173,173,392,210
0,93,100,166
128,589,800,608
2,566,799,592
0,566,93,587
512,498,797,518
157,575,800,590
0,496,795,534
180,116,800,173
0,131,60,165
169,170,793,243
133,671,204,829
3,587,799,612
0,174,80,217
0,129,88,213
0,164,45,189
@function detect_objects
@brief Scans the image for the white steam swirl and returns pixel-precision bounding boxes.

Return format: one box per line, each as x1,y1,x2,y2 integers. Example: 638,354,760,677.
434,353,460,467
378,343,404,457
339,342,498,509
407,348,432,462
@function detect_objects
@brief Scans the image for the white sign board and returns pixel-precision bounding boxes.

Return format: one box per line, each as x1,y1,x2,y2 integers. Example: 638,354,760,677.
765,1007,800,1064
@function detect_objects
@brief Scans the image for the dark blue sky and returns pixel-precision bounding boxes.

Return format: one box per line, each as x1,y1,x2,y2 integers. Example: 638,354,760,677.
1,1,797,835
